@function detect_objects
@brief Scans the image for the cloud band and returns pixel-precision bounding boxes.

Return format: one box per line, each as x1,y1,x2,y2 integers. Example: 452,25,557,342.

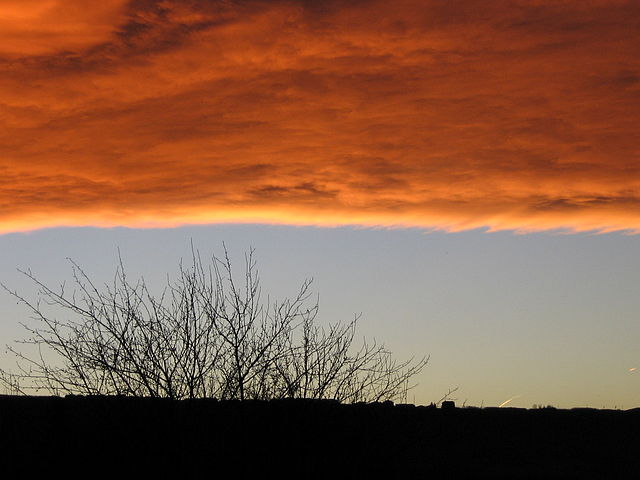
2,0,639,233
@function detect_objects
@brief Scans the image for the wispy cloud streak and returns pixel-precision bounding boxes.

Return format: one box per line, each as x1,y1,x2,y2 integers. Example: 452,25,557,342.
499,395,522,408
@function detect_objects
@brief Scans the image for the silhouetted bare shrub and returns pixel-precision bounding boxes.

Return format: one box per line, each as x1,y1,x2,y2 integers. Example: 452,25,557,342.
1,245,428,402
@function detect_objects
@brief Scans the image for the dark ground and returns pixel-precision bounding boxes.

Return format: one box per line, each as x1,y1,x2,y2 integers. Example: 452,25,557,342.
1,395,638,478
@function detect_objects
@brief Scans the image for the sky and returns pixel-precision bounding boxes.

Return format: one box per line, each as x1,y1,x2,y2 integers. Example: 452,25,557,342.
1,0,639,407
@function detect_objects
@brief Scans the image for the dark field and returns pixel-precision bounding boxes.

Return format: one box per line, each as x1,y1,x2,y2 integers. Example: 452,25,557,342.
1,395,638,477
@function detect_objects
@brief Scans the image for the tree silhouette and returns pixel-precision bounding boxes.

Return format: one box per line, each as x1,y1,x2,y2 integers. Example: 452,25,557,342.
0,245,428,402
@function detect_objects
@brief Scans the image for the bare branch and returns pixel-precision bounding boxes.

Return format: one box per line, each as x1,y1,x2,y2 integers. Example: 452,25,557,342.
1,244,428,403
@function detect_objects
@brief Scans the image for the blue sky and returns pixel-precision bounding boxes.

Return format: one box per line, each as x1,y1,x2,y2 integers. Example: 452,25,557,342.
1,225,638,408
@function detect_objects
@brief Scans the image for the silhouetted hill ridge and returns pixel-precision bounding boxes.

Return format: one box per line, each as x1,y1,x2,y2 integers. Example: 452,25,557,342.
1,395,638,477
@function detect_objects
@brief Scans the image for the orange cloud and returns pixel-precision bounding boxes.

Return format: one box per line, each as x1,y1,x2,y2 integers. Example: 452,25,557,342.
0,0,128,56
1,0,639,234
